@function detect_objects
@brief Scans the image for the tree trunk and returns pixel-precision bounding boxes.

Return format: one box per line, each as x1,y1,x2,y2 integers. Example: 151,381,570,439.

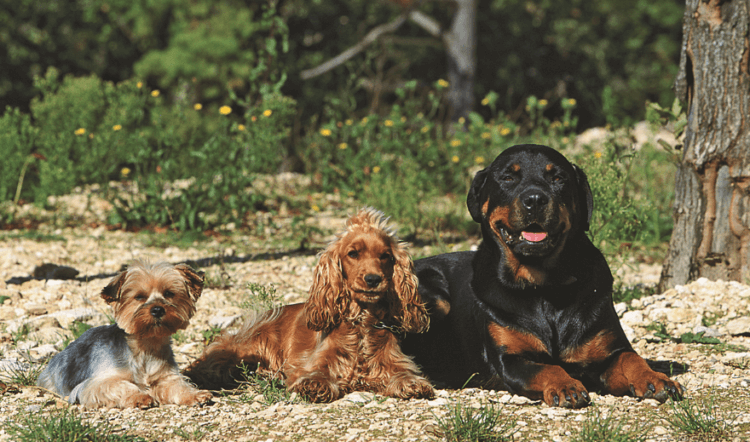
659,0,750,291
445,0,476,122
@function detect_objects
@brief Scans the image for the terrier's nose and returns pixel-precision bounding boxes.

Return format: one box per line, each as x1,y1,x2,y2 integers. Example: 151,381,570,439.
150,306,166,318
364,274,383,288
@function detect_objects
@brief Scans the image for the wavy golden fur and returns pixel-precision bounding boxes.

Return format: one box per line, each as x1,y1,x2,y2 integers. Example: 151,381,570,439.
184,208,433,402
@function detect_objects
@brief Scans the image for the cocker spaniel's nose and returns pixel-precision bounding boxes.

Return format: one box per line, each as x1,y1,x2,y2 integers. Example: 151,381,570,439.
364,274,383,288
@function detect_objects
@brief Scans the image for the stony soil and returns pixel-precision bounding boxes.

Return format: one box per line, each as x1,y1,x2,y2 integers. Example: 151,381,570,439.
1,189,749,441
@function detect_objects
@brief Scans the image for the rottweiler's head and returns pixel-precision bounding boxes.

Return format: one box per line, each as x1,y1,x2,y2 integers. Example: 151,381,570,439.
467,144,592,286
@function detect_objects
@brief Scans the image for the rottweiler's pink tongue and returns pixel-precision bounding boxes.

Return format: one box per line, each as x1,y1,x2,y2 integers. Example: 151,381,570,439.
522,231,547,242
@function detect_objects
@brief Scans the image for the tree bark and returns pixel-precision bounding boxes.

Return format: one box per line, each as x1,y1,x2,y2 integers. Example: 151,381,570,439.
659,0,750,291
445,0,476,122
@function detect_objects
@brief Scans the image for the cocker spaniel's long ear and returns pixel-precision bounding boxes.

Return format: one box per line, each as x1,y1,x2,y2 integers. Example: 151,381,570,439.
389,242,429,333
304,247,349,333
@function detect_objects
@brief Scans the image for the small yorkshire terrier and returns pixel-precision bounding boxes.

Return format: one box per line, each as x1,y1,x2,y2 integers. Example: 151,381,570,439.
37,261,213,409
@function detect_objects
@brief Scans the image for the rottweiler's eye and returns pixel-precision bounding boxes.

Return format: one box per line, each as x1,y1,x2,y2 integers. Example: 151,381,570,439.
348,250,359,258
500,175,515,182
163,290,175,298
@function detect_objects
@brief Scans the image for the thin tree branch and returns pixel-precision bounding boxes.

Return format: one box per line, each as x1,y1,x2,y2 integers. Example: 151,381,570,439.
300,13,409,80
408,10,442,38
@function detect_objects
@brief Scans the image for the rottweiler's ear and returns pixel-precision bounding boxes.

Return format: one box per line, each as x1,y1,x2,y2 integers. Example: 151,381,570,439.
572,164,593,231
467,167,490,223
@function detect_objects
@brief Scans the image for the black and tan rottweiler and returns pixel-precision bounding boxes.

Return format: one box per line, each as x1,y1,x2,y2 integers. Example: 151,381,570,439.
402,144,683,408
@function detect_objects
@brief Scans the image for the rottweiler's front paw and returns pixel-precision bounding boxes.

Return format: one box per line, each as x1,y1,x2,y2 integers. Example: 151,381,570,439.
544,378,590,408
530,365,590,408
628,370,684,403
603,352,684,403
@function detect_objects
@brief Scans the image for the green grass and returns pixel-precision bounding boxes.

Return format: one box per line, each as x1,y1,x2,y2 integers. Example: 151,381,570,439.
0,360,44,386
0,231,67,242
238,282,282,312
661,394,736,441
7,409,146,442
199,325,223,345
238,362,296,405
433,401,518,442
60,320,94,349
612,283,656,304
173,424,216,441
571,406,649,442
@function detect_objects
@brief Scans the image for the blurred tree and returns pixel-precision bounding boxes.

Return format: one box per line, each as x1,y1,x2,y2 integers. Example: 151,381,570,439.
659,0,750,290
1,0,683,129
0,0,145,111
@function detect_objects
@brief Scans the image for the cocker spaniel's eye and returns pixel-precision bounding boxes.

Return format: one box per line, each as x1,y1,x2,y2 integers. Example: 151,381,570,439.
381,253,393,262
347,250,359,258
163,290,175,298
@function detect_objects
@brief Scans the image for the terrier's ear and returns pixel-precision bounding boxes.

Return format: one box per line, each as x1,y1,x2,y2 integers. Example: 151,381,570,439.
175,264,205,301
101,269,128,304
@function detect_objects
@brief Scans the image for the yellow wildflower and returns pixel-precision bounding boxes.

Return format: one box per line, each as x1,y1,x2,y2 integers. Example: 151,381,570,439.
121,167,131,176
194,103,203,111
74,128,86,136
238,124,246,131
312,205,320,212
320,128,332,137
338,143,348,150
539,99,548,107
373,166,381,174
113,124,122,131
437,79,449,88
384,120,394,127
481,132,491,139
500,127,511,136
481,97,490,106
475,156,485,164
361,117,368,125
450,139,462,147
421,126,430,133
345,119,353,126
136,82,143,89
568,98,577,106
263,109,272,117
219,106,232,115
151,90,160,97
451,155,460,163
594,151,603,159
458,117,465,125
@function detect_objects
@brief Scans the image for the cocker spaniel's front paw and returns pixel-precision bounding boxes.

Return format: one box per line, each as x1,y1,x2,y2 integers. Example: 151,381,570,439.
385,374,435,399
291,375,341,403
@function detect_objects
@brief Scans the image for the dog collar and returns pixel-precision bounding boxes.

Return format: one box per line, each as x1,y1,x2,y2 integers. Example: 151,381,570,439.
374,321,405,338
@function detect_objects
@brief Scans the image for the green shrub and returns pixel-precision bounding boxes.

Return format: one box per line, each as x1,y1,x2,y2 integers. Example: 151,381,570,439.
0,107,37,203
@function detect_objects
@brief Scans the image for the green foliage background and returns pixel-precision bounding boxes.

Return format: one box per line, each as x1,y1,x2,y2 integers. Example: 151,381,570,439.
1,0,683,127
0,0,682,252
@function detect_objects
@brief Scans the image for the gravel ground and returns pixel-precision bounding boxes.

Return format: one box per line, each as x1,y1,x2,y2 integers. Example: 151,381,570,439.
1,190,749,441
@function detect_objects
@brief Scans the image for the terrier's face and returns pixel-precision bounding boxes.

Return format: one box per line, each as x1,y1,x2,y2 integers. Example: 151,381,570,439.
101,262,204,338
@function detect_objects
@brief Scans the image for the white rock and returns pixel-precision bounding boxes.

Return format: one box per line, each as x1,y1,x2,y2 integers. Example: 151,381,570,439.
725,317,750,335
208,314,243,329
621,311,645,327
